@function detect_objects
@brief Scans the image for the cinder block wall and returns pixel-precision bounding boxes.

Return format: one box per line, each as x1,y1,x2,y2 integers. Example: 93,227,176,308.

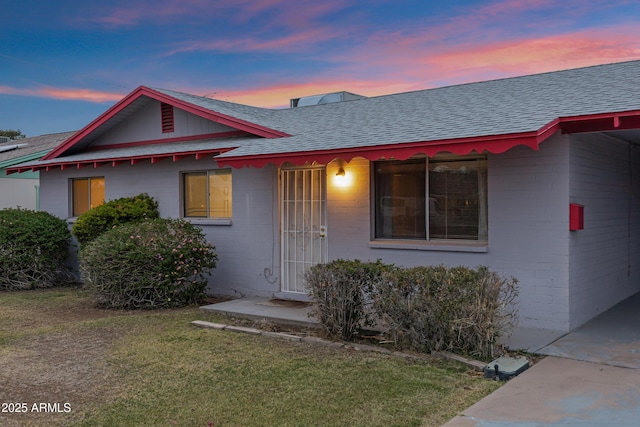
39,160,281,298
325,134,571,332
569,133,640,329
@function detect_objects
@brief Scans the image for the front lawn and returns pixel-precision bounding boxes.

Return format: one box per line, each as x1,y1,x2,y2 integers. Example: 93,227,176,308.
0,287,499,426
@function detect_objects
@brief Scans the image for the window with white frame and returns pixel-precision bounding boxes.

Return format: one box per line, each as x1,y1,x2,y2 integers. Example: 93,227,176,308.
72,177,105,216
374,156,487,241
183,169,232,219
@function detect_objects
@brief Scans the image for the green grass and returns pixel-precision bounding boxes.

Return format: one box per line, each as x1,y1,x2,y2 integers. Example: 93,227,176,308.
0,287,499,426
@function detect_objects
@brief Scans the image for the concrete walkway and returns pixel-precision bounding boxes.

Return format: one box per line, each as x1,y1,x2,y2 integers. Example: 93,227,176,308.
444,293,640,426
443,357,640,427
537,292,640,369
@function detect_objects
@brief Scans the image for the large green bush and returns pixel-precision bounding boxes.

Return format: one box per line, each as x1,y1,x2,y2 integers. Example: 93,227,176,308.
72,193,159,245
0,208,71,290
79,218,217,309
305,259,390,341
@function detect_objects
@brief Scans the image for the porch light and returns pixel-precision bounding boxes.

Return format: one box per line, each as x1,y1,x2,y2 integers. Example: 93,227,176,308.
333,166,352,188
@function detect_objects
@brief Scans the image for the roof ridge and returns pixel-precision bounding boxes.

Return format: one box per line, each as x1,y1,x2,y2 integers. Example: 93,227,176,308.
360,59,640,102
150,87,275,111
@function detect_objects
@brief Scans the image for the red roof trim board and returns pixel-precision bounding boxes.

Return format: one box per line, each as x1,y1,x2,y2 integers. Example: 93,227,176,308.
43,86,289,161
9,148,233,175
559,110,640,134
216,128,555,169
144,87,289,138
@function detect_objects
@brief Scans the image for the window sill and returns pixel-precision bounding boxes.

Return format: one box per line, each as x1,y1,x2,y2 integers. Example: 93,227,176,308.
368,239,488,253
184,218,232,226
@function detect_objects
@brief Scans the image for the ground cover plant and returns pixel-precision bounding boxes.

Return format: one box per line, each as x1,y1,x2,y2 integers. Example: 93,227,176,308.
79,218,217,309
0,208,71,290
0,287,499,427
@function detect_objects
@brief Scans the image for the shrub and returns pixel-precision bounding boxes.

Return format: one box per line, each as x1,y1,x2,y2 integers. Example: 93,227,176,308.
305,259,390,341
372,265,518,360
0,208,71,290
79,218,217,309
72,193,159,245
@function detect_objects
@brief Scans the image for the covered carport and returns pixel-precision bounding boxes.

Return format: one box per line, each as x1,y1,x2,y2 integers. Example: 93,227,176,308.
505,125,640,367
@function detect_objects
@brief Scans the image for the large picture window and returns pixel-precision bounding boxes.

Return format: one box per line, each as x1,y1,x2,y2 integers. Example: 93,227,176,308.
374,156,487,241
183,169,232,219
72,177,105,216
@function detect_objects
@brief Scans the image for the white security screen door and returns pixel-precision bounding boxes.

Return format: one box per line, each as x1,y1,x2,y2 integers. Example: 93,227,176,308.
280,167,328,293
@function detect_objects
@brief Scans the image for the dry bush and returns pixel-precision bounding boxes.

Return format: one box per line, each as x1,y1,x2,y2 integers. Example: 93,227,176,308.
373,265,518,360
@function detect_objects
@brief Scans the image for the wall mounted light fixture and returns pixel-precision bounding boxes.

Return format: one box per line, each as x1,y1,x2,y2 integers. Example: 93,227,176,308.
333,165,352,188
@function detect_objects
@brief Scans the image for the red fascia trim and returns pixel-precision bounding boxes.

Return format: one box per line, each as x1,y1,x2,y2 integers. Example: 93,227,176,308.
85,130,248,152
43,86,288,160
215,130,551,169
43,86,149,160
559,110,640,134
13,148,235,174
143,88,289,139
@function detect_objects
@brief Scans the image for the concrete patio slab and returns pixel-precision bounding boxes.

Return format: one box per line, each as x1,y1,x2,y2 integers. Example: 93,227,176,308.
200,297,318,329
443,356,640,427
538,292,640,368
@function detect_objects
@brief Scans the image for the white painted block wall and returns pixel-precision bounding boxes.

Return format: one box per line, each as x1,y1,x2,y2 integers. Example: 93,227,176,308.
39,131,588,332
325,133,571,331
568,133,640,329
39,159,281,299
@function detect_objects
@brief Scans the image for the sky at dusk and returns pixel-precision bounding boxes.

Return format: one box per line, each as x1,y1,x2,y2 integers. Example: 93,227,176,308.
2,0,640,137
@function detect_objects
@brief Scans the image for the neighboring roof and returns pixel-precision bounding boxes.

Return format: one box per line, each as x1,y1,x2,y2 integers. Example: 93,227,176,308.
9,60,640,173
0,131,76,169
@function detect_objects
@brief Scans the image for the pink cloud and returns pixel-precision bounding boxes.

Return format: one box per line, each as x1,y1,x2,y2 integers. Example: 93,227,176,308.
90,0,216,27
0,86,124,102
424,28,640,82
165,25,346,55
88,0,350,30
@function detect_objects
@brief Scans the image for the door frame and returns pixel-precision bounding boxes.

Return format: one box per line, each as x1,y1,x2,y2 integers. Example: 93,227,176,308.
279,165,328,294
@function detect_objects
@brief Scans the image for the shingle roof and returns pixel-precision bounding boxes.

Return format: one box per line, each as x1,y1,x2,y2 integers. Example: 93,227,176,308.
216,59,640,160
0,131,76,167
10,60,640,172
23,135,258,168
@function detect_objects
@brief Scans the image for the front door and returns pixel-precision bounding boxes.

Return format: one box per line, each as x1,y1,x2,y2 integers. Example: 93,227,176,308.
280,166,328,293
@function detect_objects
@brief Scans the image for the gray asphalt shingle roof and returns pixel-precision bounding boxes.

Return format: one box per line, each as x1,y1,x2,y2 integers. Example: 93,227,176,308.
214,60,640,158
13,60,640,170
0,131,76,166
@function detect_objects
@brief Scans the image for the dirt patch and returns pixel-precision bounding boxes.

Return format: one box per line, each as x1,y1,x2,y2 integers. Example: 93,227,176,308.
0,290,134,426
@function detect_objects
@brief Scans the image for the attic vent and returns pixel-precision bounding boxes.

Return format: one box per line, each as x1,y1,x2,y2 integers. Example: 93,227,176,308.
161,103,175,133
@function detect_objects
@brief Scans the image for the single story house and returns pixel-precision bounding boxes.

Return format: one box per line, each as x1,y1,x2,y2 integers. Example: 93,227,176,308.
0,131,75,210
8,60,640,335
